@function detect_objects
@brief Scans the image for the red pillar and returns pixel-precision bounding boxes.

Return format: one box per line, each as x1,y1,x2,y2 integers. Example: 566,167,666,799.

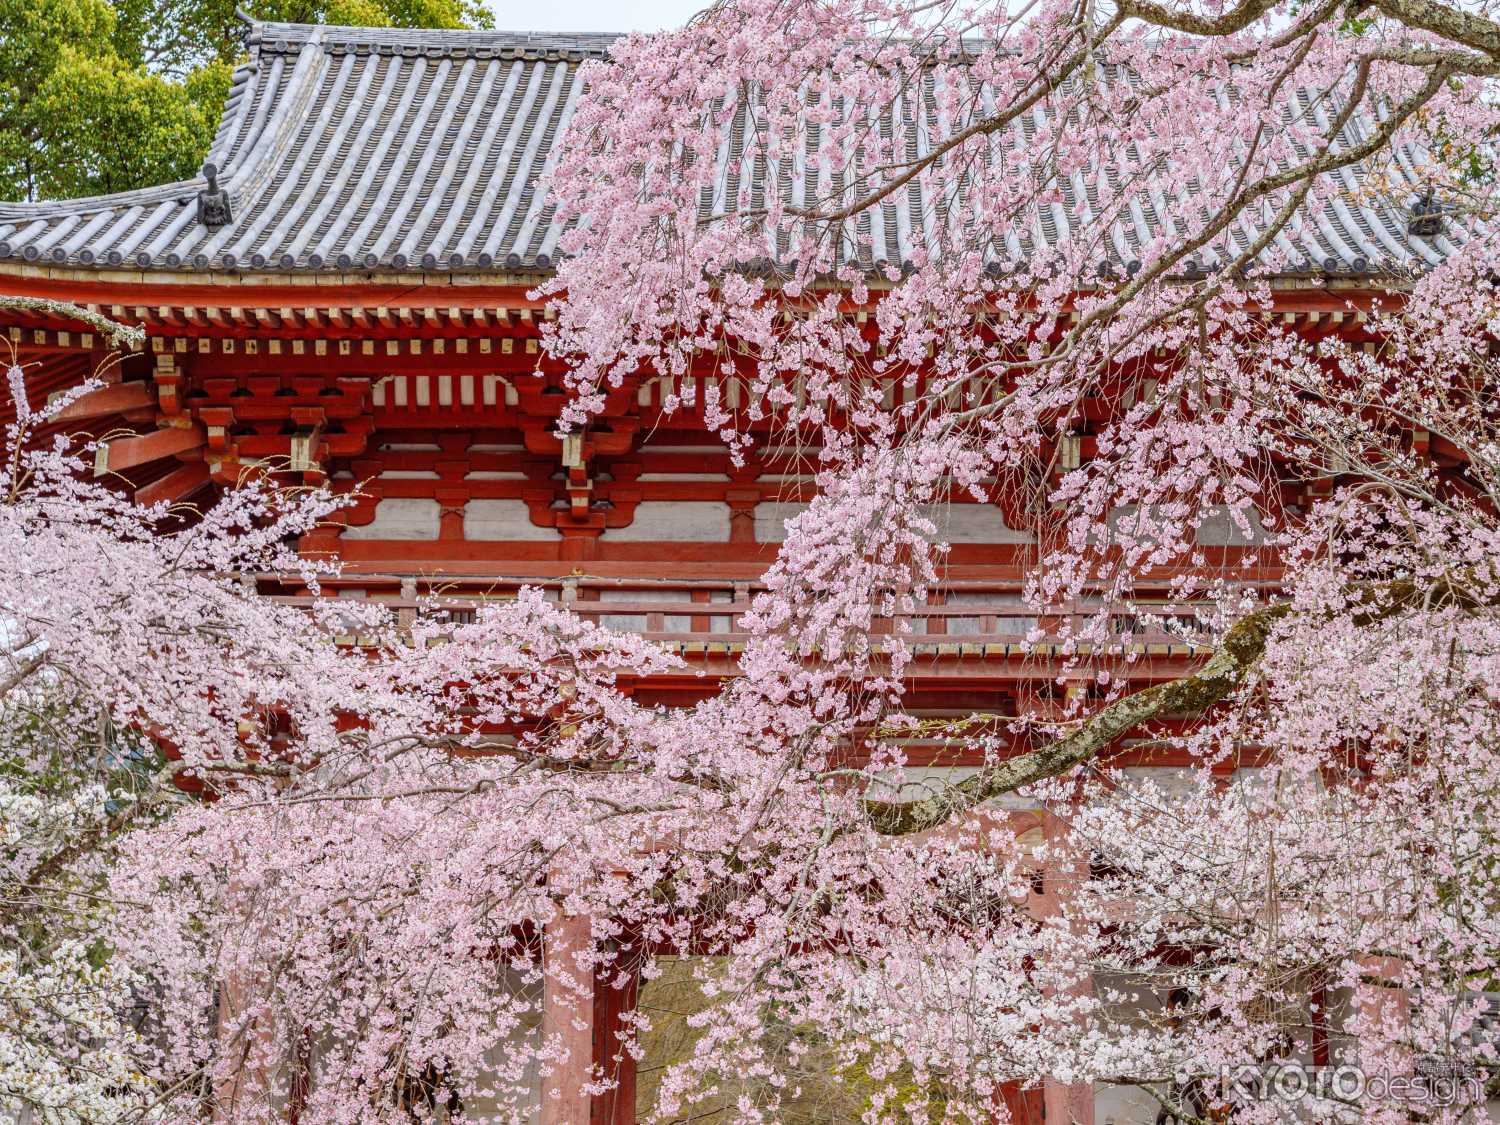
212,874,276,1124
997,1081,1045,1122
1355,953,1410,1080
541,913,641,1125
590,962,640,1125
541,912,594,1125
1039,811,1095,1125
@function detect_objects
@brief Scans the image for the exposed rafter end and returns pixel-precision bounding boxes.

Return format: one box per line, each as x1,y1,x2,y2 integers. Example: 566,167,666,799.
289,422,326,476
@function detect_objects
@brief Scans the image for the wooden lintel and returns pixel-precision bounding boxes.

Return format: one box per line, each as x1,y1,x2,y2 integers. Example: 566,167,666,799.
95,426,205,477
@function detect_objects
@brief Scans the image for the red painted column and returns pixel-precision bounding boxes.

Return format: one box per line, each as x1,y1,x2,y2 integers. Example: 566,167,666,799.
1039,811,1095,1125
541,911,595,1125
590,961,640,1125
997,1081,1045,1123
1355,953,1410,1084
212,880,276,1123
212,969,259,1122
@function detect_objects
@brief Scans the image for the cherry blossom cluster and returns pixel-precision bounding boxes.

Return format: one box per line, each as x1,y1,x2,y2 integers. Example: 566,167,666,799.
11,0,1500,1115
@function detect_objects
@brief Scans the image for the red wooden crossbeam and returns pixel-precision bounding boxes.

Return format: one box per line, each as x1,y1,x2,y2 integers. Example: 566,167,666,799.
94,425,204,477
134,462,211,507
49,380,154,422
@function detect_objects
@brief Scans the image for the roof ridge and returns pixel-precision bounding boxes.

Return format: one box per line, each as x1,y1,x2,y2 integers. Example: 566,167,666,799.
0,178,206,222
245,20,621,55
217,28,329,204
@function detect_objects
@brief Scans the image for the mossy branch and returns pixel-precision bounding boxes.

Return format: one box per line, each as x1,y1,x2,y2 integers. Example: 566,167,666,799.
865,576,1494,835
0,295,145,352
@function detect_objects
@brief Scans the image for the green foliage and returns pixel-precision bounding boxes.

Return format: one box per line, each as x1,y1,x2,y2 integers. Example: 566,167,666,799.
24,50,226,199
113,0,492,78
1,0,492,202
633,957,950,1123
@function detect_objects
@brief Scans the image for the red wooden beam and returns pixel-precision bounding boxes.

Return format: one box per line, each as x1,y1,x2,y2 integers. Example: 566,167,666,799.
135,462,211,507
49,380,154,422
94,426,204,476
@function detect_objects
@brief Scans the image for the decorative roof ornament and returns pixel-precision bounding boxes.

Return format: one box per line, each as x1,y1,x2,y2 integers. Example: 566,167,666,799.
197,163,233,231
1409,188,1442,237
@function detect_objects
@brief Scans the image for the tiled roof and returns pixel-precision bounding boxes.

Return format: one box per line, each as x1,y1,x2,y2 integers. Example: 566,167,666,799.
0,21,1460,278
0,23,613,274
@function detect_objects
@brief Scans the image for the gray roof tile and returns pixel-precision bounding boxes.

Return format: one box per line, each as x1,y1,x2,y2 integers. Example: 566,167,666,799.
0,21,1453,277
0,22,615,275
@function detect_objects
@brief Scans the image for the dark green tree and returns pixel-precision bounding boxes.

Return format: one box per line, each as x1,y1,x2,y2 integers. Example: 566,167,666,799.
111,0,493,78
1,0,491,202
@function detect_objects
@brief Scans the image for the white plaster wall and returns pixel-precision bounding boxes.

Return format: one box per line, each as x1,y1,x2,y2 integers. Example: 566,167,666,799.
1093,973,1170,1124
754,502,808,542
1095,1083,1166,1124
342,498,440,540
1101,504,1270,547
464,500,558,542
755,501,1030,544
598,589,693,602
1118,766,1201,803
597,586,684,631
602,501,732,542
1197,505,1271,546
297,972,541,1124
456,1018,542,1123
944,591,1037,637
868,765,1040,810
919,503,1032,544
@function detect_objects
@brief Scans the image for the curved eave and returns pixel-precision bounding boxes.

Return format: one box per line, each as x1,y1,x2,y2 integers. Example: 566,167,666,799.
0,258,1415,348
0,260,553,290
0,256,1418,291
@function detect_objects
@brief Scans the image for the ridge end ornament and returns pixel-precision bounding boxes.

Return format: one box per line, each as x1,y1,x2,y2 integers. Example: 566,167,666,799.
197,163,233,231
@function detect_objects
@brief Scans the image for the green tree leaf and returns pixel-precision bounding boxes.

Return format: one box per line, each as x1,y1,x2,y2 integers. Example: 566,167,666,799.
1,0,491,201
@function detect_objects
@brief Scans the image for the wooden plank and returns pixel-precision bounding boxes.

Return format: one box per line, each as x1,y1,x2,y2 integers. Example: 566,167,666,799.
134,461,211,507
94,426,204,477
49,381,154,422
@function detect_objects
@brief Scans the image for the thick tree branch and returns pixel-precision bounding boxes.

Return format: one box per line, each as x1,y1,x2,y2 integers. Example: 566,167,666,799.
1365,0,1500,58
0,649,45,697
865,576,1497,834
1116,0,1281,36
864,602,1290,834
1122,0,1500,56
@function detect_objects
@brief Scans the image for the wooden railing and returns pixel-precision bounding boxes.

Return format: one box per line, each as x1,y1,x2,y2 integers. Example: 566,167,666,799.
264,575,1242,661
